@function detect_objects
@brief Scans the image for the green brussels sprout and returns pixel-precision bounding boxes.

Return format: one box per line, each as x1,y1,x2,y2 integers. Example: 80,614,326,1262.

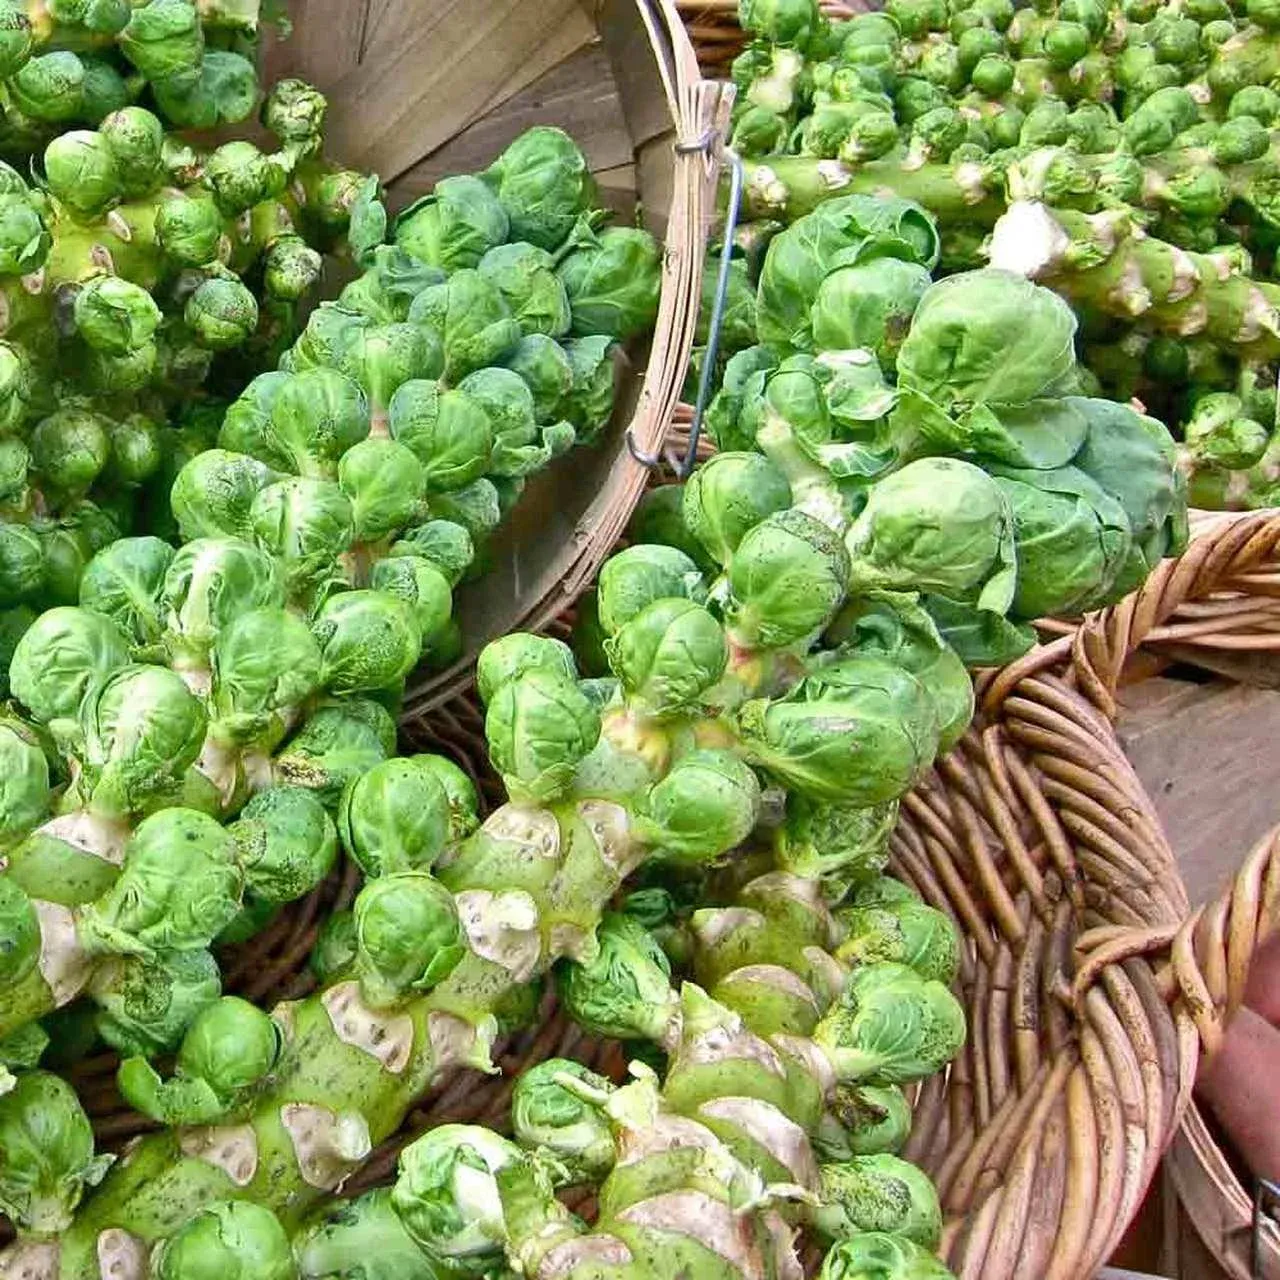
836,897,960,986
368,556,451,641
0,716,49,846
338,245,444,324
202,140,285,216
227,785,337,908
0,2,31,80
99,106,164,198
812,259,933,370
9,51,84,122
117,995,280,1127
388,379,493,493
731,104,790,155
79,57,129,124
560,334,617,441
0,523,41,607
408,754,479,843
309,908,356,983
152,49,259,129
817,1083,914,1161
0,340,29,434
485,667,601,804
35,523,91,608
625,484,715,576
896,269,1076,407
605,597,727,716
596,544,704,637
910,105,967,161
103,414,162,488
186,277,260,351
1123,86,1199,156
556,911,678,1041
30,408,110,497
273,700,395,811
92,947,221,1057
337,322,443,420
119,0,203,81
1184,393,1270,470
453,367,539,474
283,304,368,376
510,1058,616,1182
774,794,898,901
152,1200,295,1280
390,519,474,587
814,1155,943,1248
481,126,595,252
79,807,240,957
217,371,290,464
84,340,159,396
886,0,947,37
10,605,129,725
248,476,353,602
77,663,209,818
162,536,284,667
337,757,450,878
73,277,161,355
815,961,966,1084
209,606,324,746
635,748,763,865
737,657,941,805
390,1125,520,1270
970,52,1014,96
478,241,573,339
740,0,820,43
408,270,522,382
263,235,323,302
156,192,226,267
268,368,370,478
312,589,423,694
427,478,500,544
1214,114,1271,164
0,1071,112,1234
727,509,851,650
0,439,26,506
0,875,39,987
845,459,1017,613
1228,84,1280,125
476,633,577,707
171,449,276,542
0,192,48,276
395,174,510,272
353,871,464,1008
261,77,326,144
503,333,575,424
556,226,661,342
338,438,426,544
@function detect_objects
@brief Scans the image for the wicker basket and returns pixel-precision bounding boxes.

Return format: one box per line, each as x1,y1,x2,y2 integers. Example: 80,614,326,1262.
1165,828,1280,1280
676,1,870,69
264,0,730,717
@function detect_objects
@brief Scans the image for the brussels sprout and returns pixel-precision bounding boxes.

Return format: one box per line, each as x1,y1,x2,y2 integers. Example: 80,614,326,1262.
625,484,715,575
217,371,289,463
339,245,445,323
117,996,280,1127
77,664,209,818
312,589,423,694
812,259,933,370
0,440,26,506
774,793,897,900
502,333,575,424
337,757,450,878
820,1231,954,1280
636,748,763,865
1229,84,1280,125
337,322,443,422
104,414,162,488
155,192,224,267
510,1058,616,1182
9,51,84,122
596,544,705,636
815,961,966,1084
310,909,356,984
353,871,464,1008
33,523,91,608
203,141,285,216
92,947,221,1057
0,2,31,80
79,807,240,957
10,606,129,725
263,235,324,302
261,77,326,144
30,408,110,497
395,174,510,272
390,1125,520,1270
407,270,522,382
85,340,159,395
0,1071,112,1234
152,1199,295,1280
186,277,260,351
738,657,941,805
836,897,960,987
273,700,396,811
225,786,337,910
0,192,48,276
338,438,426,544
210,607,323,746
485,667,601,804
475,634,577,707
249,477,354,602
268,368,371,477
0,524,41,608
424,478,501,544
99,106,164,198
817,1083,914,1162
119,0,203,81
0,717,49,847
556,226,661,342
1184,393,1270,471
605,597,728,716
0,340,29,435
152,49,259,129
75,56,128,123
387,379,493,493
556,334,617,442
368,556,451,642
481,127,595,251
846,459,1017,613
284,304,369,377
682,452,792,569
0,876,39,989
389,519,474,587
478,241,572,338
813,1155,943,1248
162,537,284,668
171,449,277,543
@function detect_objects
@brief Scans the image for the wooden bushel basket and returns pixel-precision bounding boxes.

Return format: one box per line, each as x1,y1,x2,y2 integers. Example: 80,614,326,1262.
266,0,730,717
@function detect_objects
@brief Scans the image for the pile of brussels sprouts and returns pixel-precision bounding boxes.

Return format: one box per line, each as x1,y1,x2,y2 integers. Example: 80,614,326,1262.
716,0,1280,509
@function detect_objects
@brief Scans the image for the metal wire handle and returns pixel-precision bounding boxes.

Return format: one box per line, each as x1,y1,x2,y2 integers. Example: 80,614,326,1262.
1253,1178,1280,1278
627,138,745,480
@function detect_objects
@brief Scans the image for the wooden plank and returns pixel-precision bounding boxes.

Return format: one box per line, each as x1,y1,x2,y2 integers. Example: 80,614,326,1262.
264,0,369,90
320,0,596,183
1117,677,1280,906
386,45,633,211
